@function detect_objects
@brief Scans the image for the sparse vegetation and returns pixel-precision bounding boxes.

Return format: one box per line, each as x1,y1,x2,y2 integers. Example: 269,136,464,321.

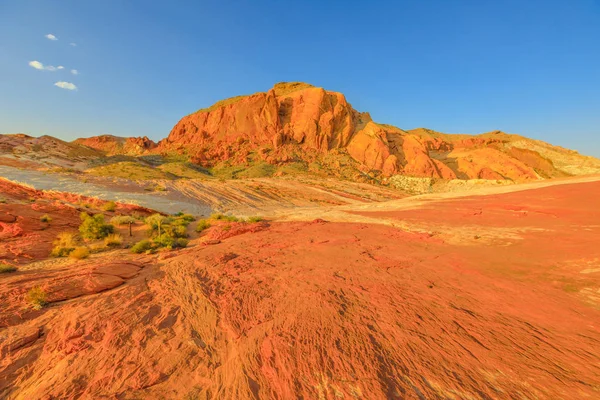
86,161,175,181
0,263,17,273
234,162,276,179
69,246,90,259
158,162,212,179
153,234,188,249
247,216,263,223
102,201,117,212
130,239,153,254
136,213,194,252
104,233,123,247
194,94,248,114
51,232,78,257
26,286,47,310
145,214,172,235
40,214,52,223
79,212,114,240
210,213,239,222
110,215,136,225
195,219,211,232
277,161,309,176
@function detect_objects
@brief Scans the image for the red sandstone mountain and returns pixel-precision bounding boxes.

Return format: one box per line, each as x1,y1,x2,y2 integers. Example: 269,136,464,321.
157,82,600,181
5,83,599,181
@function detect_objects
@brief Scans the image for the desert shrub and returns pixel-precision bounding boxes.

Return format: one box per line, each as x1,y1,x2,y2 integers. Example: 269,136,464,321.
40,214,52,223
145,214,172,230
69,246,90,260
162,224,186,238
110,215,136,225
175,238,189,248
26,286,47,310
196,219,211,232
210,213,239,222
178,214,195,223
246,216,263,223
171,218,191,228
154,234,188,249
222,224,232,232
51,232,78,257
131,239,153,254
104,233,123,247
0,263,17,273
102,201,117,212
79,212,114,240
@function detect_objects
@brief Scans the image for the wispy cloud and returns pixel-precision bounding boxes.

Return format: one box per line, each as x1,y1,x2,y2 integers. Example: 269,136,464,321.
45,34,57,41
54,81,77,91
71,69,79,75
69,42,77,47
28,60,62,71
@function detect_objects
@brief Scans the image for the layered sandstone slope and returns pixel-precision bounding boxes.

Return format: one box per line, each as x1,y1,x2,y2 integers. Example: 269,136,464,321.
74,135,157,156
2,180,600,399
0,134,103,170
160,82,600,181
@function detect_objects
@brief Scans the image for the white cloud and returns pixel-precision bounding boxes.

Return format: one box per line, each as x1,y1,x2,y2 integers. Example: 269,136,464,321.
28,61,44,70
70,69,78,75
69,42,77,47
28,60,62,71
54,81,77,91
45,34,57,41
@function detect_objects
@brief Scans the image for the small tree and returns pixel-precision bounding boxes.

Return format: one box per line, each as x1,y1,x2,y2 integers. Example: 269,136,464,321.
145,214,171,237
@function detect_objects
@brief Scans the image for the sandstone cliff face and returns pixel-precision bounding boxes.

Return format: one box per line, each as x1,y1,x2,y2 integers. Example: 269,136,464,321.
159,83,363,164
141,82,600,181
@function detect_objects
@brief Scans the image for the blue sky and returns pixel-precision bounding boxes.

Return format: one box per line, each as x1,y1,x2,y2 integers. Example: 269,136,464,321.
1,0,599,156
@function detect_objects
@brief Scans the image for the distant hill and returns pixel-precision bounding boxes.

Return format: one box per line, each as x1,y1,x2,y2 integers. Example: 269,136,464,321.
3,82,600,182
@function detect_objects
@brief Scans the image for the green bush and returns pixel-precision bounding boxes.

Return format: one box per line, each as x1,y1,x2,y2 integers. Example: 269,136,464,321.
178,214,195,223
196,219,211,232
27,286,47,310
171,218,191,228
246,216,263,223
102,201,117,212
79,213,114,240
164,225,187,238
145,214,172,231
210,213,239,222
0,263,17,273
110,215,136,225
40,214,52,223
50,232,78,257
154,234,188,249
69,246,90,259
104,233,123,247
131,239,153,254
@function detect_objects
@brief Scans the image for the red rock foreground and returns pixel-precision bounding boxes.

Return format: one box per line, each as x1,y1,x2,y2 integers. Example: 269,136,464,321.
1,181,600,399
